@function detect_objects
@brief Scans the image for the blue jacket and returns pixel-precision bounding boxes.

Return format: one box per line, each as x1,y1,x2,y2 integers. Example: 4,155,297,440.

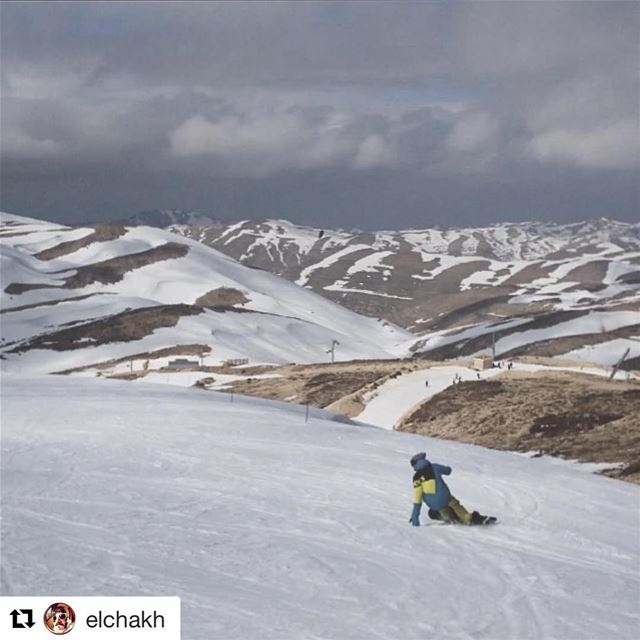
412,459,452,510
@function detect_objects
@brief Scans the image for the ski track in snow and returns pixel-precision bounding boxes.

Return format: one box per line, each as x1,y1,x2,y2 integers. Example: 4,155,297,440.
2,375,639,640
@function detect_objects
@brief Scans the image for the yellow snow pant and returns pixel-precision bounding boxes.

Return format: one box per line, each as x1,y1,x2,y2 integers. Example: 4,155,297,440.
438,497,472,524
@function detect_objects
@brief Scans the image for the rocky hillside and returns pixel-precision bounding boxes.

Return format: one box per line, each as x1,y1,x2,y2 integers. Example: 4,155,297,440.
135,213,640,365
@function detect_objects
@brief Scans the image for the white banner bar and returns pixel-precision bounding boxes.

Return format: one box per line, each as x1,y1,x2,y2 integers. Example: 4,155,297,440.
0,597,180,639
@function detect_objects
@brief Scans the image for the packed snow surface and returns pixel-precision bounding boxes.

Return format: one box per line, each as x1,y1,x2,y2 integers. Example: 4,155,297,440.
2,375,639,640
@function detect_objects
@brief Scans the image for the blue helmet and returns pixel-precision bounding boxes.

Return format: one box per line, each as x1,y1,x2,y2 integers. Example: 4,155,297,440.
410,452,427,468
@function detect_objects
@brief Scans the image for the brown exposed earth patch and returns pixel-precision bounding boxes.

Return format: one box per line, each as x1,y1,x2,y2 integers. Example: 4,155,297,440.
195,287,249,308
414,309,587,360
397,371,640,483
34,223,129,260
503,262,554,285
4,282,60,295
422,261,489,295
62,242,189,288
8,304,204,353
561,260,609,285
617,271,640,285
220,359,432,408
55,344,214,374
3,243,189,294
0,293,115,314
421,293,513,332
498,323,640,364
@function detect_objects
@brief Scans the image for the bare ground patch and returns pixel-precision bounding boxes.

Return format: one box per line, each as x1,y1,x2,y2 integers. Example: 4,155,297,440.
414,309,587,360
8,304,204,353
499,322,640,362
220,359,431,408
561,260,609,285
34,223,128,260
62,242,189,288
56,344,214,373
195,287,249,308
4,242,189,294
0,292,116,314
397,371,640,483
4,282,61,295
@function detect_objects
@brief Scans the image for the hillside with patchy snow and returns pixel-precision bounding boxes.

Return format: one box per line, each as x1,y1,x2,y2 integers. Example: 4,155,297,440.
161,215,640,366
2,211,638,374
0,213,410,373
2,374,639,639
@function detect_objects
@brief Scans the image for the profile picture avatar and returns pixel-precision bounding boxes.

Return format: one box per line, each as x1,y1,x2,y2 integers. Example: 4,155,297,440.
43,603,76,635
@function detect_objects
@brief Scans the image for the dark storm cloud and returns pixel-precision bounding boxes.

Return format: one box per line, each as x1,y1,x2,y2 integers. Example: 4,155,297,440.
1,1,638,227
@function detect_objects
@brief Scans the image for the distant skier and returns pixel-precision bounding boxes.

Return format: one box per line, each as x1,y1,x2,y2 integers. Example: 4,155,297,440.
408,452,496,526
318,229,325,239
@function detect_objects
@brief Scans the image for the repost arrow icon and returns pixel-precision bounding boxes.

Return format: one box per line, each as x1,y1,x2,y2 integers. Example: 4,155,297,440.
9,608,35,629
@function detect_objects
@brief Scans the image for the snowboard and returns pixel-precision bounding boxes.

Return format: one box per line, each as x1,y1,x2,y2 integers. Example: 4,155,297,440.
474,516,497,525
470,511,497,526
427,509,497,526
424,516,497,527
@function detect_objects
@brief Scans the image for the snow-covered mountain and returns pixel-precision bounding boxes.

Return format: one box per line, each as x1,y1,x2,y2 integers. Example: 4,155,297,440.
163,216,640,363
0,213,410,373
3,212,638,372
3,373,639,639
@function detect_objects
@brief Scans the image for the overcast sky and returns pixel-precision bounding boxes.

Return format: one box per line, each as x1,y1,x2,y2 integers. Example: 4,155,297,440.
1,1,638,229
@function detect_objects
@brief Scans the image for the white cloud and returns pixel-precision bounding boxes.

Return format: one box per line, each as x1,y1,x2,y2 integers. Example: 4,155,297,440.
2,129,62,158
446,111,498,152
169,110,399,175
170,113,306,158
528,119,639,169
353,135,395,169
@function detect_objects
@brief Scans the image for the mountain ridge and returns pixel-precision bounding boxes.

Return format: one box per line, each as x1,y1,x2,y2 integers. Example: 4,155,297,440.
2,211,638,372
146,213,639,362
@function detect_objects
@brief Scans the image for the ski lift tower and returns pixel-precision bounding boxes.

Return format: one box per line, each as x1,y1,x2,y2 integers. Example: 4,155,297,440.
609,347,631,380
327,339,340,364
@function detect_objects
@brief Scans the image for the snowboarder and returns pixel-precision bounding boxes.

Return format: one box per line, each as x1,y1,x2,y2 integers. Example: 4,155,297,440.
408,452,496,526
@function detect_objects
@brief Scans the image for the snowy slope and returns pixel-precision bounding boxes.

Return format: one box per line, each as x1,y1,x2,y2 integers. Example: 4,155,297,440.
0,213,410,372
408,310,640,363
2,375,639,640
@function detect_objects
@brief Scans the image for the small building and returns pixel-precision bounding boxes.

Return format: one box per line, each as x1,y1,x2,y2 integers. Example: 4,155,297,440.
224,358,249,367
167,358,199,370
472,355,494,371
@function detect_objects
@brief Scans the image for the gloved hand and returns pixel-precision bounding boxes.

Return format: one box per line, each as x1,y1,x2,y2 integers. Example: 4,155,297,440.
409,503,421,527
